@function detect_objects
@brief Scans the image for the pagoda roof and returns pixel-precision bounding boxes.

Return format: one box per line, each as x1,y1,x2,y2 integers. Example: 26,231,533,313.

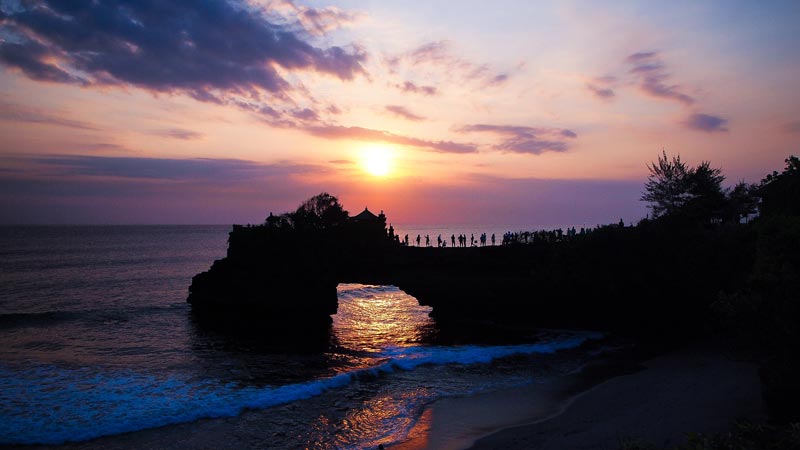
351,207,380,222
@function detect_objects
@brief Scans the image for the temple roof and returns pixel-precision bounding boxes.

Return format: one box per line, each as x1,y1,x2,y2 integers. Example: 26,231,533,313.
351,207,380,222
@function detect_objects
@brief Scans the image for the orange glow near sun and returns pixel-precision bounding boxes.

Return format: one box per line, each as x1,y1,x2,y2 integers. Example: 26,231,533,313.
362,145,393,177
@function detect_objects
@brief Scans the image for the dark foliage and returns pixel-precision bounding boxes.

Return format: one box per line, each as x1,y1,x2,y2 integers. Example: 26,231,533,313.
641,151,755,225
758,156,800,217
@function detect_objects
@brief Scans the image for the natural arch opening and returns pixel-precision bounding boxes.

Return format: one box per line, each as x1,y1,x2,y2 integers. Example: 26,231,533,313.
333,284,435,352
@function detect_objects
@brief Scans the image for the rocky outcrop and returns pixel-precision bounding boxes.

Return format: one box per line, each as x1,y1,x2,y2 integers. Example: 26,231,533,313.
189,223,755,336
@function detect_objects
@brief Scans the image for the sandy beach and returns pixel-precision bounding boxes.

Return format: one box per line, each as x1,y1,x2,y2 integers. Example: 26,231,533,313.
394,341,764,450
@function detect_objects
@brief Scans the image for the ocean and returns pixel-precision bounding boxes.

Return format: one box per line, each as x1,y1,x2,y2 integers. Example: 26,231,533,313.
0,225,608,449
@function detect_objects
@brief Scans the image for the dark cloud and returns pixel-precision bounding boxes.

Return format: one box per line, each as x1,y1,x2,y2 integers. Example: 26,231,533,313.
329,159,353,165
0,101,97,130
150,128,203,140
0,0,366,100
625,51,694,105
457,124,578,154
385,105,425,122
307,125,477,153
684,113,729,133
30,155,321,182
395,81,438,96
781,121,800,133
587,84,615,99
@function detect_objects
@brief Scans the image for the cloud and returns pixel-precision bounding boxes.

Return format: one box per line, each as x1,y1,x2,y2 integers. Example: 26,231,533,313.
388,41,510,88
385,105,425,122
0,155,340,224
0,101,97,130
394,81,438,96
306,125,477,153
29,155,321,182
781,121,800,133
456,124,578,154
683,113,729,133
0,0,366,101
149,128,203,140
587,84,615,99
263,0,363,36
625,51,694,105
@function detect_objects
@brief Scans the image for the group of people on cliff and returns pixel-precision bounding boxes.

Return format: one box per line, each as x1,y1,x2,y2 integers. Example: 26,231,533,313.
402,232,497,247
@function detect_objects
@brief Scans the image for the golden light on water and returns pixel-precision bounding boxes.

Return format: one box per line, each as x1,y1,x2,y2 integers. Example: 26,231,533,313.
362,145,393,177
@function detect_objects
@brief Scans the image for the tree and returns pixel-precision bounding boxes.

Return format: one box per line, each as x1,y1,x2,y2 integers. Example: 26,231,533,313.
758,155,800,217
290,192,349,230
641,151,729,223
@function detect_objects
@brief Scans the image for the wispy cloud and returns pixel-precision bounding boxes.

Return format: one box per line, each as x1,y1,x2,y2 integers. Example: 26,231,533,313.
149,128,203,140
456,124,578,155
29,155,322,182
0,101,97,130
387,41,511,89
625,51,694,105
307,125,477,153
586,76,616,100
394,81,438,96
385,105,425,122
683,113,729,133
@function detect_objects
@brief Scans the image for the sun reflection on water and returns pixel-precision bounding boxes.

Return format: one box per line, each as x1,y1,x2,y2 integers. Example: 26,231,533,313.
333,284,436,354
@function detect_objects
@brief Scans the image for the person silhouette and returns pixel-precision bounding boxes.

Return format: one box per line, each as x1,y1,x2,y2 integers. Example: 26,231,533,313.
491,233,496,246
451,234,456,247
416,234,421,247
470,233,474,247
425,235,430,247
437,234,442,248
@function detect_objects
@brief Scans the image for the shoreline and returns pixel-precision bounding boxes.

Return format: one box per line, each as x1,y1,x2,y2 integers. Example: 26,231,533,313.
391,339,764,450
389,346,646,450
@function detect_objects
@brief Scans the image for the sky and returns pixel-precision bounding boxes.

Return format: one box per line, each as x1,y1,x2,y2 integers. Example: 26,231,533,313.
0,0,798,225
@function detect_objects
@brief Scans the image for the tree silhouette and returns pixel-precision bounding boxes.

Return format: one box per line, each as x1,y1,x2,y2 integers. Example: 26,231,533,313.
641,151,692,218
641,151,729,223
758,155,800,217
290,192,349,230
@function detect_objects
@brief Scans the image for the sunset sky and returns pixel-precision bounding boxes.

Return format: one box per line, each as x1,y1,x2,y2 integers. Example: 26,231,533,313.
1,0,798,225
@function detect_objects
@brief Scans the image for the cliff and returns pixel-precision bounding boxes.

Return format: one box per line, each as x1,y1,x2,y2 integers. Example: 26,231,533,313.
188,221,755,337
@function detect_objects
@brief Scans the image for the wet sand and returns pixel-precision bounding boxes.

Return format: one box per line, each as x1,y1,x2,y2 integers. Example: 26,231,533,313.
394,341,764,450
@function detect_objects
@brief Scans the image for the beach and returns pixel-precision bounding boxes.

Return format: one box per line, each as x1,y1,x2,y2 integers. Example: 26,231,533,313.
393,340,764,450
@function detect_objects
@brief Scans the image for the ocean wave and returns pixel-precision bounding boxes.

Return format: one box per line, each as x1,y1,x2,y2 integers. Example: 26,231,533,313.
0,304,187,330
0,332,601,445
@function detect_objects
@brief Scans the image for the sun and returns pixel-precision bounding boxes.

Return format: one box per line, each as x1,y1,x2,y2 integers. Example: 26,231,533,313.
362,145,393,177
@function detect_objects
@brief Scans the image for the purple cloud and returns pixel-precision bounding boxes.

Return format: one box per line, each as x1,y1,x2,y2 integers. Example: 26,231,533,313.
29,155,321,182
0,101,97,130
684,113,729,133
0,1,366,101
307,125,477,153
389,41,510,88
587,84,615,99
625,51,694,105
385,105,425,122
150,128,203,140
457,124,578,154
395,81,438,96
